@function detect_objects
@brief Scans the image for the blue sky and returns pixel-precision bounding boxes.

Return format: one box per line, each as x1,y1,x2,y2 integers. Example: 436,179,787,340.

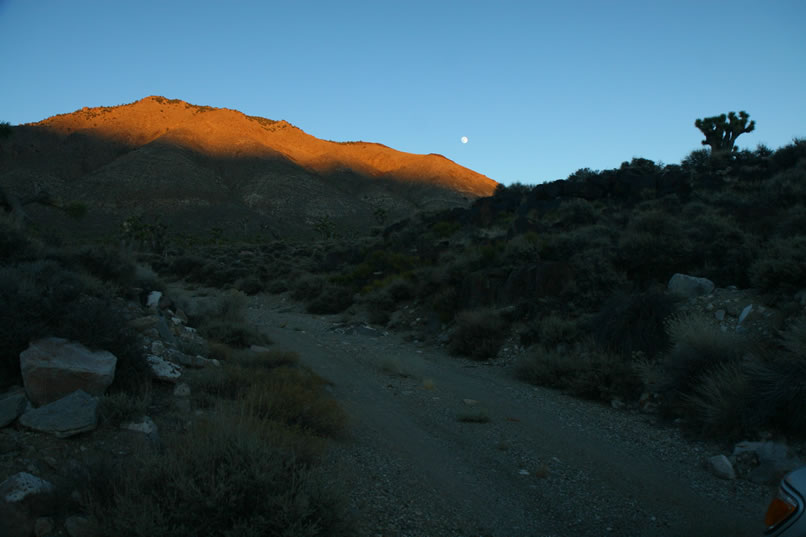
1,1,804,185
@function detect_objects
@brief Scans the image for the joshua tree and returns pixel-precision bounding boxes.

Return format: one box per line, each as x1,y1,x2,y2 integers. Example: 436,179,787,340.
694,111,755,158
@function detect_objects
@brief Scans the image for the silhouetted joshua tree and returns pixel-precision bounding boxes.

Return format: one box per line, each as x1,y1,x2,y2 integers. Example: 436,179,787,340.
694,111,755,158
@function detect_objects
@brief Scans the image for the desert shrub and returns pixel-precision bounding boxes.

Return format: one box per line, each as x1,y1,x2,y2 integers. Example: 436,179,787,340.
184,290,270,348
775,205,806,238
198,318,270,348
519,313,579,347
658,315,746,418
62,245,138,288
0,262,147,389
683,360,755,439
168,255,206,278
432,220,461,238
448,308,507,360
568,248,626,305
235,275,263,295
0,213,40,262
593,289,678,358
748,236,806,291
616,210,693,283
681,208,756,286
87,412,353,537
267,279,289,294
306,285,353,314
761,160,806,208
242,366,347,438
770,138,806,172
504,232,541,262
516,343,641,401
431,285,460,323
291,274,325,301
551,198,598,227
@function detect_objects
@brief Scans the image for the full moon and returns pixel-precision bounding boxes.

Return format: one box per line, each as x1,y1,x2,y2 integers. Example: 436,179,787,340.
461,136,468,144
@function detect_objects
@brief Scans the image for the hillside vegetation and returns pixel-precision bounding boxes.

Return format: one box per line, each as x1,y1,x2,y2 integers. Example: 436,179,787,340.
148,137,806,442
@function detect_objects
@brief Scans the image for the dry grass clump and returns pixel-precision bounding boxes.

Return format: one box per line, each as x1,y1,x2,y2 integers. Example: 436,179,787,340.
86,412,353,537
97,386,153,427
448,308,507,360
516,343,641,401
657,314,746,416
183,290,271,348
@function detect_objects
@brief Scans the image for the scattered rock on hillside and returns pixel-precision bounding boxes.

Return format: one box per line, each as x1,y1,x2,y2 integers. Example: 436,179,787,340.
20,338,117,407
667,273,715,298
0,472,55,537
708,455,736,480
0,387,27,428
146,290,162,310
121,416,160,447
19,390,98,438
146,355,182,383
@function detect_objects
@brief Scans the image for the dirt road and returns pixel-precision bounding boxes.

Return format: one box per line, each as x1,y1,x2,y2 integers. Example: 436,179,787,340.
246,294,771,537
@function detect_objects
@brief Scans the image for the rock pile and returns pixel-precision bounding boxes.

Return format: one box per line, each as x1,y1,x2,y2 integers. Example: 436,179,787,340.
0,288,218,537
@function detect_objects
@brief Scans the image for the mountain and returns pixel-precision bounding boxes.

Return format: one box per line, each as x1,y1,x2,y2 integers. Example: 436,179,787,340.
0,96,497,239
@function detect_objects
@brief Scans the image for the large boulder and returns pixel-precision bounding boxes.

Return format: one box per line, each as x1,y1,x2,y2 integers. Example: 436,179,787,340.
667,273,715,299
0,386,28,428
20,338,117,407
19,390,98,438
0,472,55,537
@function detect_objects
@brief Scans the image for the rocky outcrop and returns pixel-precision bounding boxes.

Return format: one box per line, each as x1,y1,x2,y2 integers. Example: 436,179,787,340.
19,390,98,438
20,338,116,406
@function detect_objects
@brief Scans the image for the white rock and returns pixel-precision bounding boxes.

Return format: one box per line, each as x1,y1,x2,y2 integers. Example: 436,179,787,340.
714,309,726,321
121,416,157,436
738,304,753,324
146,355,182,383
708,455,736,480
146,291,162,310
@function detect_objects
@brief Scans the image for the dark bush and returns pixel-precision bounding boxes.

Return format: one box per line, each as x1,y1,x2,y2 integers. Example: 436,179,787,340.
307,285,353,314
516,344,642,401
449,309,507,360
235,275,263,295
748,236,806,291
291,274,325,301
593,289,678,359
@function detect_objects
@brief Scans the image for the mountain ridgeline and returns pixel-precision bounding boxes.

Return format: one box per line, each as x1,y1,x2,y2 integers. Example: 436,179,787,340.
0,96,497,239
